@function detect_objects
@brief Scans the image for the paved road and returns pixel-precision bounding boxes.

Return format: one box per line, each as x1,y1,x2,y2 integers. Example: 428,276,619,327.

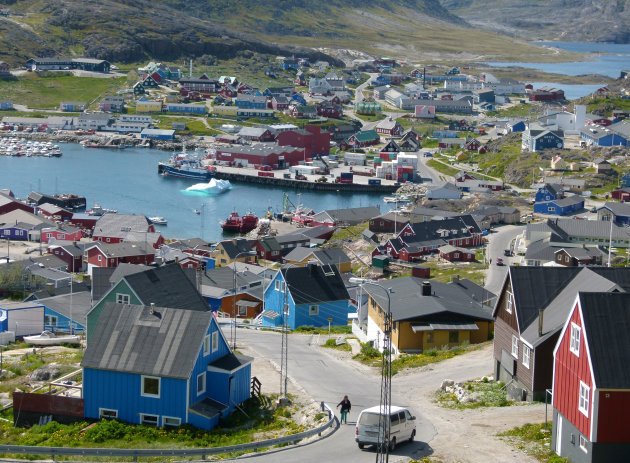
484,224,526,295
416,151,443,184
236,329,494,462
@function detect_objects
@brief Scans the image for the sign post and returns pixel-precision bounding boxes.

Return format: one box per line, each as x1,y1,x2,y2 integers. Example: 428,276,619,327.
328,318,332,338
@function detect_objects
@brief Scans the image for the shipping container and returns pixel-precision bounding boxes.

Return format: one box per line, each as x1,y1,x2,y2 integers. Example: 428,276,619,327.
0,302,45,336
368,179,382,185
340,172,354,179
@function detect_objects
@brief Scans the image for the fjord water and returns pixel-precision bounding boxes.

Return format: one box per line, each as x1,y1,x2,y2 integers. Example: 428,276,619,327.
0,143,386,241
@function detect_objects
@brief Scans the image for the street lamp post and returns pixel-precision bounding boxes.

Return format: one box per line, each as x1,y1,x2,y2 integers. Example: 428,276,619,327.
231,250,257,349
349,277,393,463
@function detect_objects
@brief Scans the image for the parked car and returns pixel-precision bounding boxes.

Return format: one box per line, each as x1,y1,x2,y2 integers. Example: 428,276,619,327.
496,258,504,266
356,405,416,451
590,206,597,213
504,249,511,257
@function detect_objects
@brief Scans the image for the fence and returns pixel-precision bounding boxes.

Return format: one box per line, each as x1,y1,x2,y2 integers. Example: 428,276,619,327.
0,402,335,461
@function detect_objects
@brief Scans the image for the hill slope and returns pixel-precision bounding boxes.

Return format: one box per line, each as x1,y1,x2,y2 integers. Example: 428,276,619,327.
0,0,565,65
442,0,630,43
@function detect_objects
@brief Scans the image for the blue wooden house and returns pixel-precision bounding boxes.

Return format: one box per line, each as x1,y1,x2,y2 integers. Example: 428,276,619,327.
291,93,307,106
507,121,526,133
0,221,32,240
535,184,563,202
0,100,13,110
40,291,91,333
235,94,267,109
281,58,299,70
82,302,252,430
621,172,630,188
534,195,584,215
261,263,352,329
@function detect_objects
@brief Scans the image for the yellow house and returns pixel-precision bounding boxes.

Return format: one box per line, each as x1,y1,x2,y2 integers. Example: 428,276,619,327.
163,94,179,103
284,247,352,274
364,277,494,354
212,105,238,117
214,238,256,268
136,100,163,112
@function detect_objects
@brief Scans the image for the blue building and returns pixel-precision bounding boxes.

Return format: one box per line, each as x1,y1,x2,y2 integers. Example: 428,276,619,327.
59,101,86,112
40,291,90,333
140,128,175,140
580,121,629,147
507,121,526,133
235,94,267,109
0,100,13,110
281,58,299,70
262,263,352,329
534,195,584,215
522,127,564,152
82,302,252,430
291,93,307,106
164,103,207,114
0,222,32,240
597,202,630,226
535,184,562,202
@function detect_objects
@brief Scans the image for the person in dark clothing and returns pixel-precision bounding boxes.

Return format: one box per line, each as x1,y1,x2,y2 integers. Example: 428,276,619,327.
337,395,351,424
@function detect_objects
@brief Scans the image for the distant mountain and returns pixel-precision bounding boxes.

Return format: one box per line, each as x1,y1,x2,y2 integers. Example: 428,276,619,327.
0,0,573,65
442,0,630,43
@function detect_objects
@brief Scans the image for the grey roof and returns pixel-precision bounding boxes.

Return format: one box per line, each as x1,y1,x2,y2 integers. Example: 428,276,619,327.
24,281,90,301
81,303,213,378
282,263,349,305
527,218,630,242
28,266,73,283
209,352,253,372
313,206,381,225
556,246,605,260
89,241,155,258
237,127,270,138
525,240,563,262
285,247,350,266
551,195,584,207
38,291,92,324
599,201,630,217
579,292,630,389
409,207,461,218
122,264,208,311
109,263,153,284
448,278,497,305
93,213,150,238
49,242,91,257
200,266,262,291
219,238,254,259
91,267,117,301
363,277,493,323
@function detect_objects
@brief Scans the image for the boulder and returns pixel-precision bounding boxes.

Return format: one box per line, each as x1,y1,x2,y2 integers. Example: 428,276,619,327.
29,364,61,382
440,379,455,391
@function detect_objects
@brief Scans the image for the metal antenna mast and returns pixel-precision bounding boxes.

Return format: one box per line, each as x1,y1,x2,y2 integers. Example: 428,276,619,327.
280,268,290,402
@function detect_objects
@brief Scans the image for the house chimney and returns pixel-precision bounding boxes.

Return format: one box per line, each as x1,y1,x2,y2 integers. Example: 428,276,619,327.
46,282,55,296
422,281,431,296
452,274,460,282
150,303,155,315
538,309,544,337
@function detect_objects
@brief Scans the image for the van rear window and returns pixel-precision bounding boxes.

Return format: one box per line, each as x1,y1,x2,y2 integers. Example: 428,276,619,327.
359,413,383,426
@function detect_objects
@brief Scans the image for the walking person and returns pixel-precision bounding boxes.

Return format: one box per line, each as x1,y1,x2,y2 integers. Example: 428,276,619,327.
337,395,351,424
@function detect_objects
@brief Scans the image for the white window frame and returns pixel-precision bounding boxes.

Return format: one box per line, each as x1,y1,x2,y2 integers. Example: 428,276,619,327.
141,375,161,398
116,293,130,304
162,416,181,428
579,435,588,453
309,305,319,316
197,372,206,395
203,335,210,356
511,335,519,358
570,323,581,356
139,413,159,426
506,291,513,314
45,315,58,327
238,305,247,317
579,381,590,417
211,331,218,352
522,344,531,369
97,255,102,262
99,408,118,419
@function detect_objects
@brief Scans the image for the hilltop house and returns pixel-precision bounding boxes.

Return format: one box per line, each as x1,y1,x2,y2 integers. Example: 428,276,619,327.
284,247,352,273
82,302,252,430
261,263,351,329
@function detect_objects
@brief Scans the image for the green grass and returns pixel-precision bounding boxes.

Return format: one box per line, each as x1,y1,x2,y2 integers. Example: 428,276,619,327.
329,222,368,242
0,73,127,110
294,325,352,335
498,423,568,463
435,379,515,409
426,159,460,177
485,103,541,118
0,395,311,457
355,113,385,122
322,338,352,351
585,97,630,117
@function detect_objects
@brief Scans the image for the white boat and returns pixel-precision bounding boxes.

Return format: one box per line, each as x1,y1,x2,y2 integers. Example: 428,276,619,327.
149,216,168,225
24,331,81,346
193,209,201,214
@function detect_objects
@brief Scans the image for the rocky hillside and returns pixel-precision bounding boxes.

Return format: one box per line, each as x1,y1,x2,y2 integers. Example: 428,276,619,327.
0,0,561,65
442,0,630,43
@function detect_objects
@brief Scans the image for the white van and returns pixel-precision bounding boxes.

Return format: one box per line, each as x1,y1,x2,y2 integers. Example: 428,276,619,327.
355,405,416,451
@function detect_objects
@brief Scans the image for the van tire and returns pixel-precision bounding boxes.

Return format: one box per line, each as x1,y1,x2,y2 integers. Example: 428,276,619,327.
409,430,416,442
358,443,364,449
389,437,396,451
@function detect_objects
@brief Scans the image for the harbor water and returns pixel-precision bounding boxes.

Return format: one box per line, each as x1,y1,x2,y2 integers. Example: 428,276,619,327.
0,142,389,241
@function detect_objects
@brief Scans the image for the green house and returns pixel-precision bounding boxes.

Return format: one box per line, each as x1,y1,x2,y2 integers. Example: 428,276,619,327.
86,264,209,343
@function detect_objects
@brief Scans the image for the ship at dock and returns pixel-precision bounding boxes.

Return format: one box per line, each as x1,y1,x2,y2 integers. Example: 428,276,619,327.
158,148,216,180
221,211,258,233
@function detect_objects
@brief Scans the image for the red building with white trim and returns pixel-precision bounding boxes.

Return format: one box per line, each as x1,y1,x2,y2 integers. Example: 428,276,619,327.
86,242,155,272
41,224,82,244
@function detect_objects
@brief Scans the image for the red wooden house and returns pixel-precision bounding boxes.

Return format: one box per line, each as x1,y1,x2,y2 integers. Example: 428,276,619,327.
465,138,481,151
611,188,630,202
37,203,73,221
92,214,154,244
41,224,82,244
252,237,282,261
439,245,475,262
69,213,98,230
47,242,88,272
0,193,34,215
85,242,155,271
552,292,630,463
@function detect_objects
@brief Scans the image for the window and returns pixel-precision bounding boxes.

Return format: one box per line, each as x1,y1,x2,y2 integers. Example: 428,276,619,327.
140,414,159,426
309,305,319,316
203,335,210,356
454,253,460,259
426,332,434,343
449,331,459,343
506,291,513,314
211,331,218,352
570,323,581,356
99,408,118,419
46,233,52,238
116,293,130,304
565,256,570,263
163,416,181,428
579,435,588,453
197,372,206,395
557,254,562,261
97,255,102,262
511,335,519,358
522,345,531,369
44,315,58,327
141,376,161,398
579,381,590,417
238,305,247,317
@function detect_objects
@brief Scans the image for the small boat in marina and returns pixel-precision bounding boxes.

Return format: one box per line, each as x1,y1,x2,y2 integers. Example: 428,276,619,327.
86,203,118,216
24,331,81,346
193,209,201,214
149,216,168,225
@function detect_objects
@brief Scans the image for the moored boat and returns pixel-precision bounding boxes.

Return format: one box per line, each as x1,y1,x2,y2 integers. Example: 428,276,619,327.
221,211,259,233
149,216,168,225
24,331,81,346
158,146,216,180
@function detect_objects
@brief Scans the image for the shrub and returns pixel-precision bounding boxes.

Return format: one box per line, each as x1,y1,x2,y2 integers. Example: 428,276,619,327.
359,343,381,359
324,338,337,347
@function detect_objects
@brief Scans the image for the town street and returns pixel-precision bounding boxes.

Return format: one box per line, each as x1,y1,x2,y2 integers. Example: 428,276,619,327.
236,329,543,463
484,224,525,295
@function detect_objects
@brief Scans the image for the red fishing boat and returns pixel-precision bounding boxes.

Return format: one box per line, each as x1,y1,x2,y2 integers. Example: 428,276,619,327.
221,211,259,233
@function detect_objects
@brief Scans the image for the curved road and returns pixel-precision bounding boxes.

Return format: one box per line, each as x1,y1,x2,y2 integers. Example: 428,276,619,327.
484,224,526,295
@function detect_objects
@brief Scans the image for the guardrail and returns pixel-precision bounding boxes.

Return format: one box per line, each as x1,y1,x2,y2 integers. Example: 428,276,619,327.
0,402,336,461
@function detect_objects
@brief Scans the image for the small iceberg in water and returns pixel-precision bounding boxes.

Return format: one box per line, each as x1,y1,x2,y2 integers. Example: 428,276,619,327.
182,179,232,196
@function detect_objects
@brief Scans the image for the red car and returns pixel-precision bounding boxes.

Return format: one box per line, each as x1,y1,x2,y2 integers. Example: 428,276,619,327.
496,258,504,266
